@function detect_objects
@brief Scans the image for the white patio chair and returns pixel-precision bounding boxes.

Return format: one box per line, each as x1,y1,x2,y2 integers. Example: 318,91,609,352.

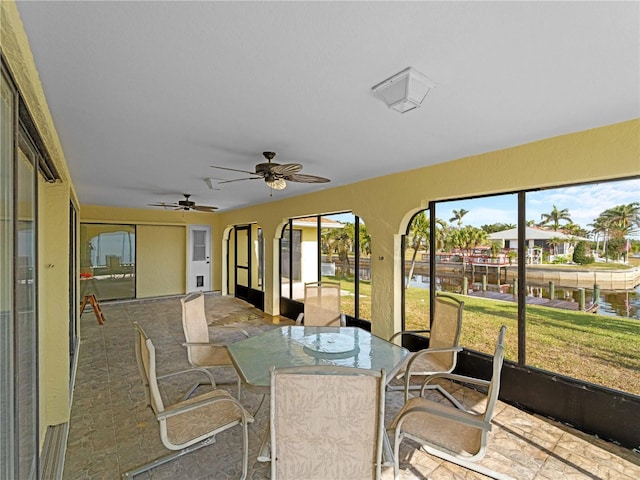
181,292,249,397
388,293,463,400
123,322,253,479
295,281,346,326
270,365,386,480
388,325,510,480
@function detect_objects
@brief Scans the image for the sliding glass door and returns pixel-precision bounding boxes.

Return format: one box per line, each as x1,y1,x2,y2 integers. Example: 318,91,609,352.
1,60,39,480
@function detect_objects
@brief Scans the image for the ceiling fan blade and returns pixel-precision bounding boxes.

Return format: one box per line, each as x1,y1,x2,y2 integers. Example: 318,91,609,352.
218,177,262,184
193,205,218,212
148,202,178,208
211,165,259,175
271,163,302,176
284,173,331,183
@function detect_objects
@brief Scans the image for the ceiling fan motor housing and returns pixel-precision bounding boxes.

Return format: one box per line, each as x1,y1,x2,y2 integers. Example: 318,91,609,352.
255,162,280,175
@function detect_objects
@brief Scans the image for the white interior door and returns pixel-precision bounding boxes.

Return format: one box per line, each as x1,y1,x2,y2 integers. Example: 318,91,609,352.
188,225,211,292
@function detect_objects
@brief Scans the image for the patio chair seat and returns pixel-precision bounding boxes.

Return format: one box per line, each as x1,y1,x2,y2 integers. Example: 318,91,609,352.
388,397,482,457
164,389,249,447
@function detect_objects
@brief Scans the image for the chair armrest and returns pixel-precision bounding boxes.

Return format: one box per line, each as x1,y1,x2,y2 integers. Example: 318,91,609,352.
156,366,215,385
389,329,431,342
158,391,254,423
404,346,462,373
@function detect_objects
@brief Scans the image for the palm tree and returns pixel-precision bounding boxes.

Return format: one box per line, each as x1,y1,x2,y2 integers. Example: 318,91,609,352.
600,202,640,237
540,205,572,231
405,211,429,288
321,227,343,263
563,222,588,238
449,208,469,227
358,223,372,257
547,237,563,256
435,218,449,252
333,223,354,278
449,226,487,254
588,217,608,257
594,203,639,262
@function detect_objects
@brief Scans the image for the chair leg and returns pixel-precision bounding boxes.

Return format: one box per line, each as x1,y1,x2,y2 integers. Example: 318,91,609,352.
241,415,249,480
391,429,401,480
257,424,271,463
252,394,267,417
121,436,215,479
430,384,467,411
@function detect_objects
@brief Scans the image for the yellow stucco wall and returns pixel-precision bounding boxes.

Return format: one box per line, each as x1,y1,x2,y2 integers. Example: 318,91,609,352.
137,225,186,297
38,179,73,434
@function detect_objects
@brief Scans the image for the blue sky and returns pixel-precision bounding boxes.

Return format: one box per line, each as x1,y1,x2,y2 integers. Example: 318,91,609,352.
440,178,640,238
332,178,639,238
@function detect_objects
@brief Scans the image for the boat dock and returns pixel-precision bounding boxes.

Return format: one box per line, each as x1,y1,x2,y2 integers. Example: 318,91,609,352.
467,290,599,313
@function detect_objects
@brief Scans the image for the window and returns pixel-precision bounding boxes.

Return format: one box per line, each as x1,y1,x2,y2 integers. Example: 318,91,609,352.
404,195,519,359
280,224,301,299
525,179,640,393
280,212,371,323
404,178,640,395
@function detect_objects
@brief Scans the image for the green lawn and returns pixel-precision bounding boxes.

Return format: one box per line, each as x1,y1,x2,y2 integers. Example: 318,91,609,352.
328,276,640,395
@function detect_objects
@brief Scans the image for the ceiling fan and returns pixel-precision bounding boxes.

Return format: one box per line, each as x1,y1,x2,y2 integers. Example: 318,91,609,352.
211,151,331,191
148,194,218,212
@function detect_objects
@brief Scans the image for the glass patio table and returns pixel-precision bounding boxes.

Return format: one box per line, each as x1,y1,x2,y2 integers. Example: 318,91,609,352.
227,325,410,463
227,325,410,394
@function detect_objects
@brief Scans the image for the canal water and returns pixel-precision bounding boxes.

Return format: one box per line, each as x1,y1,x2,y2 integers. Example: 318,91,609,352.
407,275,640,320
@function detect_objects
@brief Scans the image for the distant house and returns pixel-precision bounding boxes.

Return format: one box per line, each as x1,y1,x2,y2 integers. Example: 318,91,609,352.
488,226,589,263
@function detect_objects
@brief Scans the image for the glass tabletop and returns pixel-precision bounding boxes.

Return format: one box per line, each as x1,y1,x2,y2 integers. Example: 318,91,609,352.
227,326,409,391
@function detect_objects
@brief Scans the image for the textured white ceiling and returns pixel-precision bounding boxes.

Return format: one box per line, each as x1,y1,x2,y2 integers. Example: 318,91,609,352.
15,1,640,212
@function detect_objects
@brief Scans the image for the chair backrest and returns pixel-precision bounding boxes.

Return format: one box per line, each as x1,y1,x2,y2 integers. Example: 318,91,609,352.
181,292,211,365
428,293,464,368
303,281,342,327
270,365,385,480
133,322,165,415
483,325,507,425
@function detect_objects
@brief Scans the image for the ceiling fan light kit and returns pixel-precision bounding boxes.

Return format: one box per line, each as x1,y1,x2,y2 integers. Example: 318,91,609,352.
372,67,435,113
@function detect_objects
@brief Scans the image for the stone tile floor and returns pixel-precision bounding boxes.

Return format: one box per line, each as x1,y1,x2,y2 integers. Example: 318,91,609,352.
63,294,640,480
